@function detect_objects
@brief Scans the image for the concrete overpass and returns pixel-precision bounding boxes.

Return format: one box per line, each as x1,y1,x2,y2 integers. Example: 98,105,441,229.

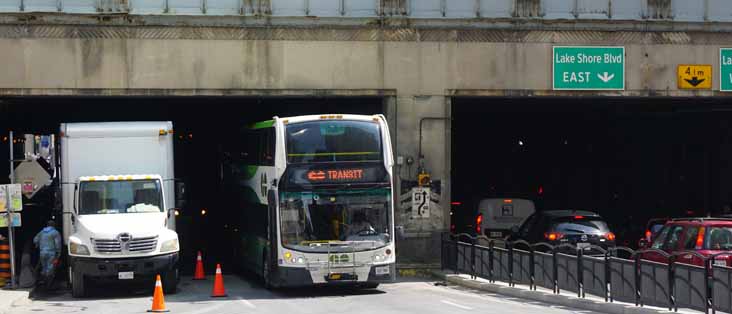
1,0,732,264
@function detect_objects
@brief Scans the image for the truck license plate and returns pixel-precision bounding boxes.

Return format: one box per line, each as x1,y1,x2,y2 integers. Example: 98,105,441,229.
118,272,134,280
375,266,390,275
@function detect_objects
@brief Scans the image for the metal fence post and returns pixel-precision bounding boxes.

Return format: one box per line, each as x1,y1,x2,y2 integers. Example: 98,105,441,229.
488,240,494,283
508,241,514,287
667,255,675,312
577,247,584,298
635,254,642,307
553,247,559,294
529,245,535,291
605,251,610,302
704,258,711,314
471,237,476,280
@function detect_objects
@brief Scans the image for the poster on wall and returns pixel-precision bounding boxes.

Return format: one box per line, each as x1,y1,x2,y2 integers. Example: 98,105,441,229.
7,184,22,212
0,185,6,213
0,213,21,228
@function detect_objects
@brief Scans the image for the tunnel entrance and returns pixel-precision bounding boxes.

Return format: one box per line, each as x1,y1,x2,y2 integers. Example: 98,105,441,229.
0,95,385,274
451,97,732,247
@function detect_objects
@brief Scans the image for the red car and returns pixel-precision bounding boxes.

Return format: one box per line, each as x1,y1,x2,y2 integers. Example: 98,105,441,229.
641,218,732,267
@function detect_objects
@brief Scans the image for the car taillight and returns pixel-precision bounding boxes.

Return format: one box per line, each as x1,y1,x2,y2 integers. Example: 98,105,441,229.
476,214,483,234
695,227,706,250
645,230,652,241
605,232,616,241
544,232,564,241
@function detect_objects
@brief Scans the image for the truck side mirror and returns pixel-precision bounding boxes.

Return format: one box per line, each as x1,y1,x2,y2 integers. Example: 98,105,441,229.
175,181,186,208
73,183,78,213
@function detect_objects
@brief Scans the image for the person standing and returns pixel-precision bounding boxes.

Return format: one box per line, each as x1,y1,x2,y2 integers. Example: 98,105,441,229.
33,220,61,285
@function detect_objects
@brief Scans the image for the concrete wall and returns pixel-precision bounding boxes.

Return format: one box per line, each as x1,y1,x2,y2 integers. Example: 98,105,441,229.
2,26,732,263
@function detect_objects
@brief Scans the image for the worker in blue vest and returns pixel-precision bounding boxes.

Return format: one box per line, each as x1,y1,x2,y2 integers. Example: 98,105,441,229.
33,220,61,286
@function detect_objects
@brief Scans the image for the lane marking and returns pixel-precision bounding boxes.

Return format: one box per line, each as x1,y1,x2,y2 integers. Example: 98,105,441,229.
237,297,256,309
441,300,474,310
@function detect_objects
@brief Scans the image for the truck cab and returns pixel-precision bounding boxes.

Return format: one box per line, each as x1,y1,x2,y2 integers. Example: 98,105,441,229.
67,175,180,296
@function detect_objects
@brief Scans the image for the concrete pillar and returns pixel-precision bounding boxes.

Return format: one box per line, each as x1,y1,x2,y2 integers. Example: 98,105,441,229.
392,94,450,265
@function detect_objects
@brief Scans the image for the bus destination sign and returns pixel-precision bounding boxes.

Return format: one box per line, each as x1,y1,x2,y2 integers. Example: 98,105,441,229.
307,169,364,182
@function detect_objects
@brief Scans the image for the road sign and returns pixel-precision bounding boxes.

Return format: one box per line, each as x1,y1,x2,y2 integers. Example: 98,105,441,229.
720,49,732,91
677,65,712,89
412,187,430,218
553,46,625,90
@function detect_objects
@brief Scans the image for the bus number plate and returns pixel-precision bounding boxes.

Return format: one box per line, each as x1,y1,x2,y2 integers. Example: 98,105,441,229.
118,272,134,280
375,266,390,275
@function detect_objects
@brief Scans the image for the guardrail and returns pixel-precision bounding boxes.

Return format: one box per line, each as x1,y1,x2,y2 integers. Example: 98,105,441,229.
3,0,732,23
441,233,732,314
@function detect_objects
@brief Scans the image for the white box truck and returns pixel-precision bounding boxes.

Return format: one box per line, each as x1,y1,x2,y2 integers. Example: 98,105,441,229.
60,122,181,297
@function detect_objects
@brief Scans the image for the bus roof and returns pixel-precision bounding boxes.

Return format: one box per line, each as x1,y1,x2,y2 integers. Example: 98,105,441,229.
279,114,384,124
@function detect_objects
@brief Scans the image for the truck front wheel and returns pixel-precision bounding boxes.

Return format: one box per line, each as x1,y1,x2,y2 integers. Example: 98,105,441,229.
162,267,179,294
70,267,86,298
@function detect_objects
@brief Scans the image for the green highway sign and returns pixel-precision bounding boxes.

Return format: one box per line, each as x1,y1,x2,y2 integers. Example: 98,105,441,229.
553,46,625,90
720,48,732,92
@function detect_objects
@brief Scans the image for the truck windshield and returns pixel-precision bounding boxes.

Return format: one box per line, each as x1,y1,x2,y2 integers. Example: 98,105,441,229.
279,188,391,253
79,179,163,215
286,120,382,164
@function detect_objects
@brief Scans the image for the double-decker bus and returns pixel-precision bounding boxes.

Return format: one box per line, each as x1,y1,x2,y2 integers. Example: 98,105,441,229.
224,114,395,288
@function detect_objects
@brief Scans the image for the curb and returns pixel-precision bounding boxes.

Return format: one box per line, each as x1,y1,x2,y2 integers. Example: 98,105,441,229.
430,271,678,314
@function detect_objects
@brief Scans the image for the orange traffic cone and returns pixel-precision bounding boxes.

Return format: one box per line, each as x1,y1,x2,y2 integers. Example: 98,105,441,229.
148,275,169,313
211,264,227,297
193,251,205,280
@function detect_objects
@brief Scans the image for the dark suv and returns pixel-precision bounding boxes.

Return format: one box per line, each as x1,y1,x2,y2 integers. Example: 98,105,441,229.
508,210,616,253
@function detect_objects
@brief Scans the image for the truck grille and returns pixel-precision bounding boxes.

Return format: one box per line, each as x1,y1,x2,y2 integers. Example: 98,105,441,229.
93,236,158,254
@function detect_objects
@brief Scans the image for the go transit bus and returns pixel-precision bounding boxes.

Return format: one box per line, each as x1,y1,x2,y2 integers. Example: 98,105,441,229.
224,114,396,288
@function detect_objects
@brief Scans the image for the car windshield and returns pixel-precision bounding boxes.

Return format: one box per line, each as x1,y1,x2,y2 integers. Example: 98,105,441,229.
286,120,382,163
551,217,610,234
279,188,391,253
79,179,163,215
706,227,732,250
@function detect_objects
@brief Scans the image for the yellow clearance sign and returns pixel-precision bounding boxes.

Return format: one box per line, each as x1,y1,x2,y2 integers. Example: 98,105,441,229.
677,65,712,89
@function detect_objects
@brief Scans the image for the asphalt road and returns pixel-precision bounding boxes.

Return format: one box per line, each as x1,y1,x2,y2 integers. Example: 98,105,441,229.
8,275,605,314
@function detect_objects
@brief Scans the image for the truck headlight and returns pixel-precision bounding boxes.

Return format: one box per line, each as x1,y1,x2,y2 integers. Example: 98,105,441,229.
70,242,90,256
160,239,179,253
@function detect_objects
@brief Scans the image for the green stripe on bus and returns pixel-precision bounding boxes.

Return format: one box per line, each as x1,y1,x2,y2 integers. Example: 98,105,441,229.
287,152,379,157
249,120,274,129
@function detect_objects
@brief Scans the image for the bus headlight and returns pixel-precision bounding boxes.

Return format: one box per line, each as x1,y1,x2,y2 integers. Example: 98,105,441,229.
70,242,90,256
297,257,305,264
160,239,179,253
373,254,384,262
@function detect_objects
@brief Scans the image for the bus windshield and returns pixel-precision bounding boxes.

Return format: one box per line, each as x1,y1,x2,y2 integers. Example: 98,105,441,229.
286,120,382,163
79,180,163,215
279,188,392,252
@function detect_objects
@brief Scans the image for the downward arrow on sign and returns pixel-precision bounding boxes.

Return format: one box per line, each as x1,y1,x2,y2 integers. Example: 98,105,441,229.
597,72,615,83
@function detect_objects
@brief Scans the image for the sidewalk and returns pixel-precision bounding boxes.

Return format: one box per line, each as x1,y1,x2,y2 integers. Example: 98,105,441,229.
430,270,701,314
0,288,31,314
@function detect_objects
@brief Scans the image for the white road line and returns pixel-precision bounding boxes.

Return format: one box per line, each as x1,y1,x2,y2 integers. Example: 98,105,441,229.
441,300,474,310
237,297,257,309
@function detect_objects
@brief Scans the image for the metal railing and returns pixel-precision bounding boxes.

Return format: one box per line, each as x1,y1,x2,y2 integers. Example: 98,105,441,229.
441,233,732,314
